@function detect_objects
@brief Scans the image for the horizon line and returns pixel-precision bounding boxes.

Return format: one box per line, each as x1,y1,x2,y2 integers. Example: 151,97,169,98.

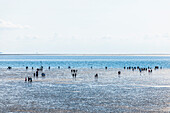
1,53,170,56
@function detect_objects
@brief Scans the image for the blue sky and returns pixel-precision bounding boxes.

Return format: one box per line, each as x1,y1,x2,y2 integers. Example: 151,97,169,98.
0,0,170,54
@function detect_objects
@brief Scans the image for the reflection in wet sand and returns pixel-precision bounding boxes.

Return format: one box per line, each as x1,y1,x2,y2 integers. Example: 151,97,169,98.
0,68,170,112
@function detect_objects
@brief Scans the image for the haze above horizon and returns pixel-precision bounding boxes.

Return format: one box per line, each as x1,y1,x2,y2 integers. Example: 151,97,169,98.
0,0,170,54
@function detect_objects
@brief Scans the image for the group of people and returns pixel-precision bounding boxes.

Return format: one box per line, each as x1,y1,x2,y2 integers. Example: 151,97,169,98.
6,65,163,82
124,66,162,73
25,66,47,82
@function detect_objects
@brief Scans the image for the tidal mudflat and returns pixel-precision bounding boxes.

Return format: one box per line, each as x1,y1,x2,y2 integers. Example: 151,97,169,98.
0,68,170,112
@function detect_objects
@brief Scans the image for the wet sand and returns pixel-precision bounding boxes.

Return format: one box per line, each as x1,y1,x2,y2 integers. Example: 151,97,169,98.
0,68,170,112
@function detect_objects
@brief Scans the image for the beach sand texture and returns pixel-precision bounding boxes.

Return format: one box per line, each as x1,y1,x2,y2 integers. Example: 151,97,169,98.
0,68,170,112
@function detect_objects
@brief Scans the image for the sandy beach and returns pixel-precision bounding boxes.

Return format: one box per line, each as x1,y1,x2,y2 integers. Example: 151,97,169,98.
0,67,170,112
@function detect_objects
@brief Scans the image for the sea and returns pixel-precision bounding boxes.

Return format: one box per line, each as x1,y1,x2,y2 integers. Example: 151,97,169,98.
0,55,170,68
0,55,170,112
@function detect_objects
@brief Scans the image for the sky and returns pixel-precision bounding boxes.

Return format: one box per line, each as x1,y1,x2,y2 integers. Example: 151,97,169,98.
0,0,170,54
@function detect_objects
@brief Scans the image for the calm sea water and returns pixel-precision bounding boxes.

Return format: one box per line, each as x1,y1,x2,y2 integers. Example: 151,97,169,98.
0,55,170,68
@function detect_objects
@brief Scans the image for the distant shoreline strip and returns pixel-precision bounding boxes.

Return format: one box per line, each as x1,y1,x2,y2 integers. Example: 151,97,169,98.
0,54,170,56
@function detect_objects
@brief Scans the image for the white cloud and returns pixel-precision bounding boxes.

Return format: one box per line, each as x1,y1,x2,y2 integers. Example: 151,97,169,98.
0,19,30,29
16,35,40,40
101,34,112,40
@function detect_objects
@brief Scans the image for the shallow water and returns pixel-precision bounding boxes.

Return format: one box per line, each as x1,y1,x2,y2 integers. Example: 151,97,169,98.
0,68,170,112
0,55,170,68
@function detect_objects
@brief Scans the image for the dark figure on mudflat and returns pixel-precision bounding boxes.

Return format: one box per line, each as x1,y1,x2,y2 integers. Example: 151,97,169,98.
28,77,32,82
41,73,45,77
71,69,77,78
155,66,159,69
95,73,98,78
118,71,121,75
36,70,38,77
7,66,12,70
